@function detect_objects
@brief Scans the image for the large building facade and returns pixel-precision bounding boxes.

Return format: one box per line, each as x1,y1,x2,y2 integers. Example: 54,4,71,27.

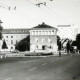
30,23,58,53
1,29,29,51
0,21,58,53
57,25,78,40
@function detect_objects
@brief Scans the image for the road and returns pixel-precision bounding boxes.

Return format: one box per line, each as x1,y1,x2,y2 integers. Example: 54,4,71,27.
0,54,80,80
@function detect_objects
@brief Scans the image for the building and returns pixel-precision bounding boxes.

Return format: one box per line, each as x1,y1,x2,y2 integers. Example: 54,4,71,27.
1,29,29,51
30,22,58,53
57,25,78,40
0,20,58,53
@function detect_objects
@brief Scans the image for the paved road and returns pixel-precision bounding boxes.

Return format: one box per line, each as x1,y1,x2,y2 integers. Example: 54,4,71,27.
0,55,80,80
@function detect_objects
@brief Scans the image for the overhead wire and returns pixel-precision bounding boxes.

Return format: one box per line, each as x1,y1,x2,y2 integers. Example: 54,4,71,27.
34,0,61,23
0,0,69,26
35,0,69,24
0,2,16,10
44,4,68,24
0,0,57,21
26,0,60,23
0,0,39,24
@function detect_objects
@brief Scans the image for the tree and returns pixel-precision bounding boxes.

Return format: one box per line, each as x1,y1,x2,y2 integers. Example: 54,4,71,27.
57,35,60,47
57,36,62,57
15,35,30,51
58,40,62,57
2,40,8,50
76,34,80,50
71,41,77,46
66,40,71,54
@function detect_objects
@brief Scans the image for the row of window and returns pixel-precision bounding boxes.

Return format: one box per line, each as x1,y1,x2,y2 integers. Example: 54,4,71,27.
6,36,13,38
11,30,28,33
35,38,52,43
6,40,17,44
3,35,27,39
31,30,55,35
36,45,52,50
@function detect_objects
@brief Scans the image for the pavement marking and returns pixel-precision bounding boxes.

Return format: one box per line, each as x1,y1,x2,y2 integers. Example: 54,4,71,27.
28,67,37,71
5,78,12,80
42,63,47,66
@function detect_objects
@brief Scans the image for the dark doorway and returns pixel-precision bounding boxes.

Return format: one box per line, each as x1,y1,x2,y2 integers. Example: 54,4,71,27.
42,45,45,50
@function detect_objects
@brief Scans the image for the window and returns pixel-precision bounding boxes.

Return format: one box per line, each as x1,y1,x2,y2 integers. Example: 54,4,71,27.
36,31,38,35
11,36,13,38
16,40,17,44
42,45,45,50
48,38,51,43
42,31,44,35
39,31,41,35
42,38,44,43
36,45,38,48
45,31,48,35
6,40,8,43
6,36,8,38
52,30,54,35
35,38,38,43
11,40,13,44
49,31,51,35
32,31,35,35
11,46,13,49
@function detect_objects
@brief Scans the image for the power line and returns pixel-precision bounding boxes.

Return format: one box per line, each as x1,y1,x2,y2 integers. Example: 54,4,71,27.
26,0,35,5
35,0,69,24
27,0,62,24
26,0,57,18
0,1,39,24
0,2,16,10
34,0,61,23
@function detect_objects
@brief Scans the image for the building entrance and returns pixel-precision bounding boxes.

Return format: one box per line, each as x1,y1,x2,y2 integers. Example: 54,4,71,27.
42,45,46,50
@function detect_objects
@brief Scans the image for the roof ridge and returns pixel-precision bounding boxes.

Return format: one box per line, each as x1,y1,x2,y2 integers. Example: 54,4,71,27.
3,28,30,30
31,23,57,29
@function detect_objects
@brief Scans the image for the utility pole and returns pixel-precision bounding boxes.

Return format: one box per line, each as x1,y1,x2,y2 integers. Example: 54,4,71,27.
0,20,3,53
0,20,3,39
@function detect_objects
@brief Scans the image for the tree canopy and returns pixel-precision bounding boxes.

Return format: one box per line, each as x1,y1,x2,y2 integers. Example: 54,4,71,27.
2,40,8,49
57,35,60,46
57,35,62,50
15,35,30,51
76,34,80,50
0,22,3,40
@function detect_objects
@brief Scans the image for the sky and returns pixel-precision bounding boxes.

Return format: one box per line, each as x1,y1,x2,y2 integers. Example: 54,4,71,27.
0,0,80,39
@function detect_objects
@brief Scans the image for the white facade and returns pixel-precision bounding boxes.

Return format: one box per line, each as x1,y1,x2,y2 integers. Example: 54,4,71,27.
0,29,29,52
30,23,58,53
57,25,78,40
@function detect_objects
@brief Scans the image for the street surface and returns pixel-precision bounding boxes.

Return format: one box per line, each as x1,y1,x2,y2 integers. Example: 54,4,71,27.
0,54,80,80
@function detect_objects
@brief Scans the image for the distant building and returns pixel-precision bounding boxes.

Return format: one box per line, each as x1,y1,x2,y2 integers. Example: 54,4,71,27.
0,20,58,53
30,22,58,53
57,25,78,40
1,29,29,51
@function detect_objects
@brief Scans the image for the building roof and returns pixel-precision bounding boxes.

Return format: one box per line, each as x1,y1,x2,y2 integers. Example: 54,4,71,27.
57,25,71,27
31,22,57,30
2,29,30,34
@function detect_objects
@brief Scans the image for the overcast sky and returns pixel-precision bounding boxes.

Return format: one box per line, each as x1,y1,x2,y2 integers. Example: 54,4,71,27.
0,0,80,29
